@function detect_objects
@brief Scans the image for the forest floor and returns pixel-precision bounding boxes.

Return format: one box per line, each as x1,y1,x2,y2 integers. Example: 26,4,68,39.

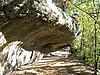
7,53,100,75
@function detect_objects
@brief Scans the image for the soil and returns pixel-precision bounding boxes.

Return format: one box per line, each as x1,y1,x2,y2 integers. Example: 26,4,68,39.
7,55,95,75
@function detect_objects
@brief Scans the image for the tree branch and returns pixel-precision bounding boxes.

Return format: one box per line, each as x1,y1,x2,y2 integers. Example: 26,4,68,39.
70,2,98,24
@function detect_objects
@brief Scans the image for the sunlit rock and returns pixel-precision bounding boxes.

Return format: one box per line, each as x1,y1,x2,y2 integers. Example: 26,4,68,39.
0,63,5,75
0,32,7,47
48,45,71,58
48,50,71,58
1,41,43,74
1,0,81,54
0,0,81,74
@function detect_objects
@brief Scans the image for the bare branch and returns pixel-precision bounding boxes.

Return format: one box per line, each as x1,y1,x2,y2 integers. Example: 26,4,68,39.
70,2,98,24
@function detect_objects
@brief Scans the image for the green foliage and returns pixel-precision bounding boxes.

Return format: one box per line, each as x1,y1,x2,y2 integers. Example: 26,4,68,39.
67,0,100,74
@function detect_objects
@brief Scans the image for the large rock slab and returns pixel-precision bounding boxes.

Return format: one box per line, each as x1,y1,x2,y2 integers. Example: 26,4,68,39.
0,0,81,75
0,0,80,53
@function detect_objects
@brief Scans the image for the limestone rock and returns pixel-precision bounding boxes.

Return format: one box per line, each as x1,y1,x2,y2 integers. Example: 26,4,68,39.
0,0,81,53
0,0,81,74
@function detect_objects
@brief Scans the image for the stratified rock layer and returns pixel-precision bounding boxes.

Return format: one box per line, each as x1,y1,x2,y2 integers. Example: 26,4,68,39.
0,0,80,53
0,0,81,75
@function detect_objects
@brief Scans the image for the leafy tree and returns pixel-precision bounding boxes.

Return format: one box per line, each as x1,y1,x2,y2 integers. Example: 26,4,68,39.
71,0,100,74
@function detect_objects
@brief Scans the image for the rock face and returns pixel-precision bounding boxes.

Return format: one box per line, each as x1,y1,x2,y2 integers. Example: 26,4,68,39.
0,0,81,75
0,0,80,53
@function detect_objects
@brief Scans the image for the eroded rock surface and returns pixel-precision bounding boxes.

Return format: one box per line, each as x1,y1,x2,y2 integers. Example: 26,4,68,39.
8,55,94,75
0,0,80,52
0,0,81,75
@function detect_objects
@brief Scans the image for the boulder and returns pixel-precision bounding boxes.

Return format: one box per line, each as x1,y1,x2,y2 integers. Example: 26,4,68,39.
0,0,81,74
0,0,80,53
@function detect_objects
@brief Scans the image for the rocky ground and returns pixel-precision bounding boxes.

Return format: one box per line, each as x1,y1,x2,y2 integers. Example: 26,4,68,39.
7,53,96,75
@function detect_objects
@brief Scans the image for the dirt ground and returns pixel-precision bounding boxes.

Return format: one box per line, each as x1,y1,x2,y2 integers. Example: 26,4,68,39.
7,55,97,75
